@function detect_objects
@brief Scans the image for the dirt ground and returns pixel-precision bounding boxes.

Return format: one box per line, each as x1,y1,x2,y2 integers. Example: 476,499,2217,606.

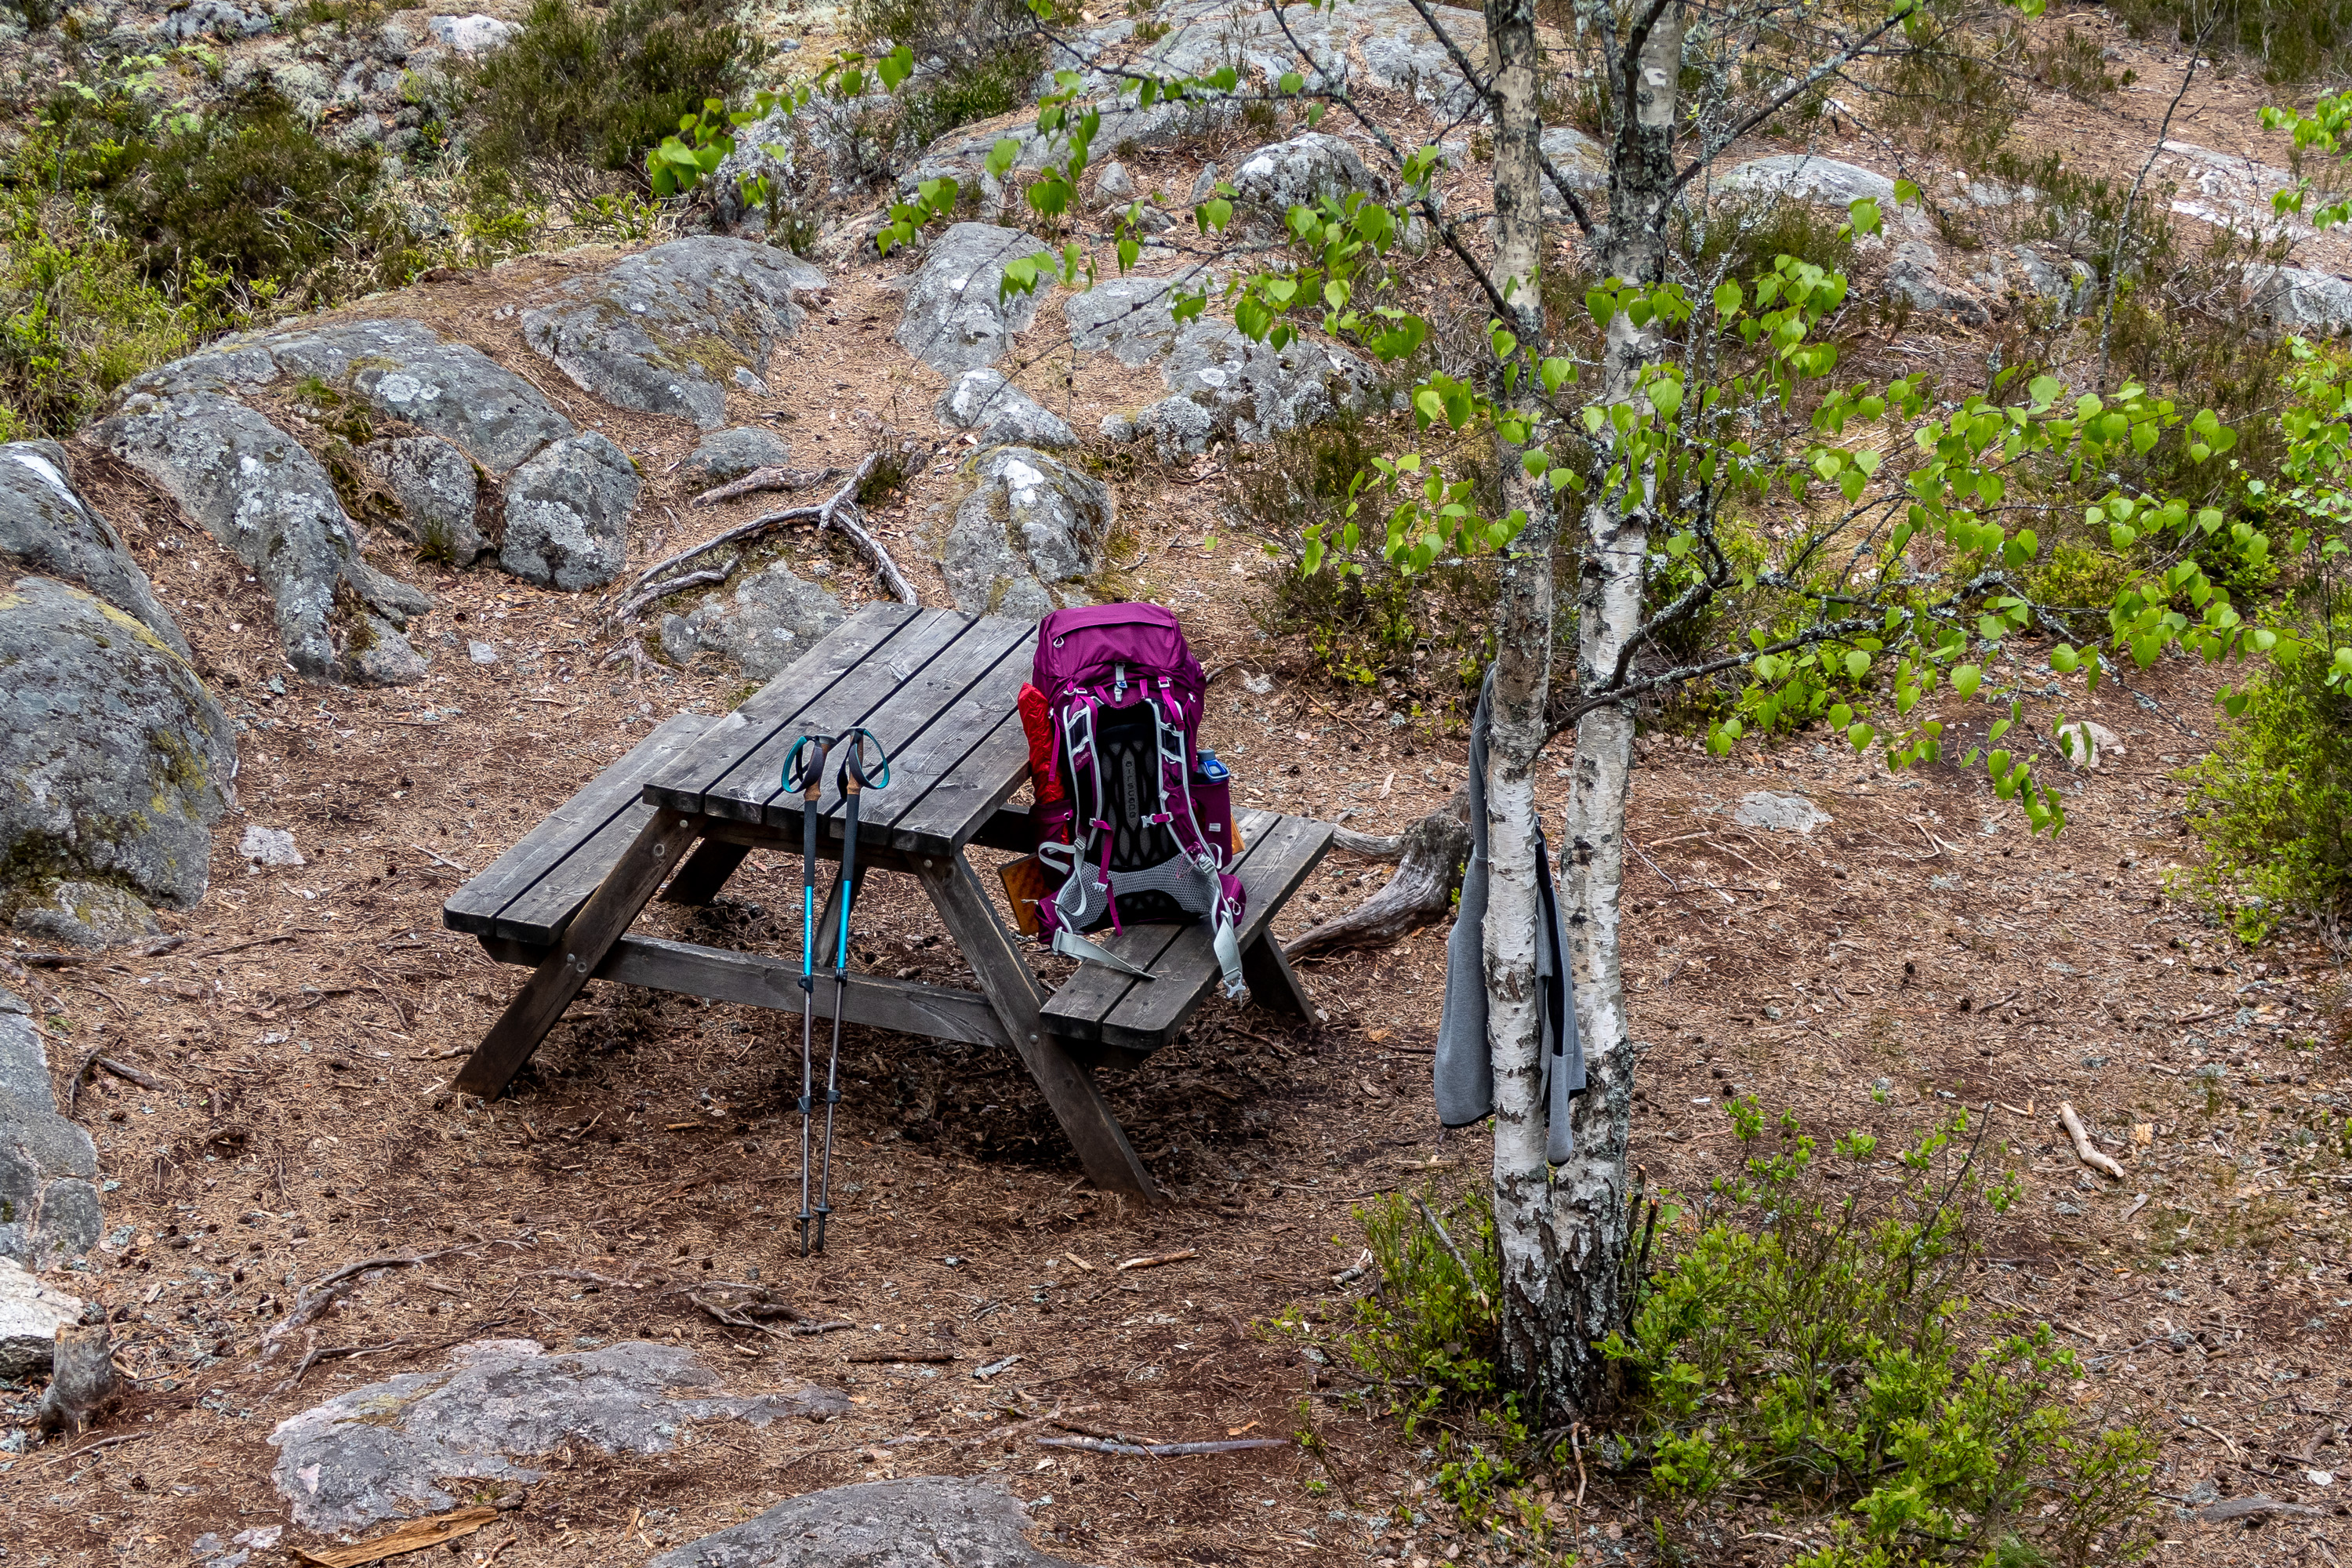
8,13,2352,1568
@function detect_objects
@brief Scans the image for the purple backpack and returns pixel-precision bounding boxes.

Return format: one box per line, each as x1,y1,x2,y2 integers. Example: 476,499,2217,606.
1029,603,1248,999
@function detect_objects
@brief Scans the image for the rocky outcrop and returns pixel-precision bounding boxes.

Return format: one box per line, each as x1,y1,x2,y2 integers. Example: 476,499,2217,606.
0,987,102,1271
362,434,491,564
1229,132,1388,220
683,426,795,485
522,238,826,428
1884,239,1991,326
1538,126,1606,215
1966,245,2094,316
942,447,1112,619
270,1339,849,1531
936,369,1077,449
1104,318,1375,459
0,441,189,659
651,1477,1089,1568
1718,154,1901,214
95,389,433,682
660,561,845,679
138,317,572,474
499,434,643,593
2246,265,2352,334
894,224,1048,375
1065,277,1190,365
0,1254,86,1378
0,574,238,923
11,881,164,949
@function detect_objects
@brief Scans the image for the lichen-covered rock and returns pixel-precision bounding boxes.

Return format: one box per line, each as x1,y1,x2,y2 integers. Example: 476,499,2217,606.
1537,126,1606,213
894,224,1047,375
2246,265,2352,334
94,390,432,683
0,988,102,1272
0,441,190,659
269,1339,850,1531
427,12,516,49
1966,245,2093,315
1733,790,1831,834
362,435,490,564
1229,132,1388,220
1064,277,1189,366
499,434,642,591
134,318,571,474
651,1476,1090,1568
523,238,826,429
936,370,1077,449
660,561,845,679
11,880,163,949
1718,153,1898,212
0,575,237,913
1105,319,1374,459
158,0,272,42
0,1254,86,1377
1884,240,1991,326
682,426,795,485
942,447,1112,619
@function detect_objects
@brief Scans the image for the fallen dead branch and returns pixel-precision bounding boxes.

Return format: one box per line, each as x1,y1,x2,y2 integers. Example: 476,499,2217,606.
845,1349,957,1363
691,463,843,506
92,1054,164,1091
274,1337,413,1395
616,450,916,611
792,1319,857,1336
2059,1102,2127,1181
293,1507,501,1566
1287,789,1471,956
262,1240,524,1356
36,1431,151,1468
1050,1417,1165,1446
2198,1496,2323,1523
1035,1436,1290,1458
1115,1248,1197,1272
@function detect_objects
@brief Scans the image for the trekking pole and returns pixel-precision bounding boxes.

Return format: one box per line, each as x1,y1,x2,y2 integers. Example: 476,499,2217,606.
813,726,889,1254
782,731,836,1258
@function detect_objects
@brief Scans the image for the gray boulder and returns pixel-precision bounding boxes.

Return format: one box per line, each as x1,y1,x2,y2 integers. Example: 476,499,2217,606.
136,318,572,474
651,1477,1088,1568
659,561,844,679
936,370,1077,449
0,987,103,1271
12,880,163,949
1106,318,1375,459
1967,245,2093,315
1719,154,1898,212
0,441,190,659
1733,790,1831,834
95,390,431,683
499,434,642,591
1095,160,1135,202
427,12,517,49
1065,276,1189,365
362,435,490,564
895,224,1048,376
1883,239,1990,326
269,1338,850,1531
683,426,795,486
1356,0,1486,119
0,1255,87,1378
158,0,272,42
0,575,237,913
942,447,1112,619
2247,265,2352,334
523,238,827,429
1538,125,1607,214
1229,132,1388,220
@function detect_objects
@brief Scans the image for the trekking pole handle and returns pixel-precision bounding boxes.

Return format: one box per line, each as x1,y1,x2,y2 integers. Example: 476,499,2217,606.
834,728,891,796
783,732,837,802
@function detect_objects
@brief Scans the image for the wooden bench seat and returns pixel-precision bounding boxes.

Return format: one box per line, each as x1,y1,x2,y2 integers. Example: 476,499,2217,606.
1041,808,1334,1065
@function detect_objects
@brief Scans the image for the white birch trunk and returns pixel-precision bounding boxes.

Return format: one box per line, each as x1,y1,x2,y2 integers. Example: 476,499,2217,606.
1494,0,1683,1417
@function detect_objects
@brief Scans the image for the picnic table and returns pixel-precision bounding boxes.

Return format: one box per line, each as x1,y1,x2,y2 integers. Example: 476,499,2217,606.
442,604,1334,1201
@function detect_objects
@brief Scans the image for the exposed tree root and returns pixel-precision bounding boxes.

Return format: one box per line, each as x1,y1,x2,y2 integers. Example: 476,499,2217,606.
1285,787,1471,957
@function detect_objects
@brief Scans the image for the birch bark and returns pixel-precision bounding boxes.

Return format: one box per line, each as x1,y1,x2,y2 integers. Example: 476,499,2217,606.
1492,0,1684,1418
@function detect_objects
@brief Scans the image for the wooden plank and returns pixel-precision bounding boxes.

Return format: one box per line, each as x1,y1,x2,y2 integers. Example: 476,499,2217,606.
641,603,931,818
453,810,701,1099
659,839,750,907
1240,928,1313,1018
1039,811,1334,1054
476,934,1009,1049
969,803,1036,855
794,615,1033,837
666,609,978,826
916,853,1165,1203
883,706,1033,854
443,713,716,942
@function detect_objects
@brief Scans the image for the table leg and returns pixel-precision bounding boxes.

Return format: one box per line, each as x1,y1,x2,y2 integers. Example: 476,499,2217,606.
455,809,702,1099
914,851,1165,1204
1241,929,1314,1018
660,840,750,907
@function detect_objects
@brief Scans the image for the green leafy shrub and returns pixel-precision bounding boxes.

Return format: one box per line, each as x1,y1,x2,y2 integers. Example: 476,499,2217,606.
2178,632,2352,939
2113,0,2352,83
463,0,766,200
1605,1104,2158,1566
0,196,207,437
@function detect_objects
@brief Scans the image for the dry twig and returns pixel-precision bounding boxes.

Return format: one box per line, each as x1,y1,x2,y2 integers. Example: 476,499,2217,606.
2059,1102,2127,1181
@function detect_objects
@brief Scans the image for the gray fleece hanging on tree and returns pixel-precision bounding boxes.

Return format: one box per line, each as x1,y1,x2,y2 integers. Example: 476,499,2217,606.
1432,668,1584,1162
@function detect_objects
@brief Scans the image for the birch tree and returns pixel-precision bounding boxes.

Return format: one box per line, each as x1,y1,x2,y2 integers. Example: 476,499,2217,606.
808,0,2279,1423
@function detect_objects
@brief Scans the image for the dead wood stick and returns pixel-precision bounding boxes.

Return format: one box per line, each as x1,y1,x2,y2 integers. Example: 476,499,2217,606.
1115,1248,1197,1272
93,1054,165,1091
845,1349,957,1363
533,1269,646,1289
1035,1436,1290,1458
1050,1417,1166,1446
408,843,472,873
1289,788,1471,956
792,1319,857,1335
691,463,844,506
263,1240,522,1353
619,451,884,600
2199,1496,2323,1522
2059,1102,2127,1181
38,1430,151,1468
275,1336,413,1394
611,566,731,626
1411,1195,1489,1306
